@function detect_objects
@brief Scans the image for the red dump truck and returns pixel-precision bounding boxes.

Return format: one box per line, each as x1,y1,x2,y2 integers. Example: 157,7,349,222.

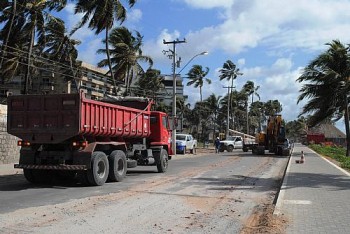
7,92,173,186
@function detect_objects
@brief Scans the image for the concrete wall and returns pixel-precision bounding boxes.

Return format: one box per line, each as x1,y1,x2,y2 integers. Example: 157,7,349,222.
0,104,20,165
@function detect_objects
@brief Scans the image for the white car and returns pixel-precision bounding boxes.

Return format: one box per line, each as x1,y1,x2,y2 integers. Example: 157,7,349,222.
176,134,197,154
219,136,243,152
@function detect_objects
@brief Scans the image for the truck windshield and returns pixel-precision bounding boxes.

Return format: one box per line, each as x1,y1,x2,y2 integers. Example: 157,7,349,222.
226,136,236,141
176,135,186,140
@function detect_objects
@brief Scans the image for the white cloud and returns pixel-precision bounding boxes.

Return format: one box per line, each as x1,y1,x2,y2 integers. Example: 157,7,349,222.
181,0,234,9
127,9,143,23
77,38,104,65
173,0,350,57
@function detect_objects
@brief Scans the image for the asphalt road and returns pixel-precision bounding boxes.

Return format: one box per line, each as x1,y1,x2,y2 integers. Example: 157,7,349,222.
0,149,289,233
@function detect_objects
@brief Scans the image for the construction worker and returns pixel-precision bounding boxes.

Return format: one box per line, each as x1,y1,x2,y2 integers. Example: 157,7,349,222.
215,137,221,153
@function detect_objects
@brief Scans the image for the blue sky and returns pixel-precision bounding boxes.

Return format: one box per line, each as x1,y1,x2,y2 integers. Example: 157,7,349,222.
63,0,350,132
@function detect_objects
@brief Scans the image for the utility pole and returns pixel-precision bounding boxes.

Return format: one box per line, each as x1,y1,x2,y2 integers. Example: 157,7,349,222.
223,85,235,139
163,38,186,156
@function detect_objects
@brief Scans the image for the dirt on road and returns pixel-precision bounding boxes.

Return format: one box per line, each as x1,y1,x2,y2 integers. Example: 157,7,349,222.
0,150,289,234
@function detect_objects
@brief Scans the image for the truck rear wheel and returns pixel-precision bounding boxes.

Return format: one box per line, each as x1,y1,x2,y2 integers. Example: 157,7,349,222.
182,147,186,155
23,169,53,184
108,150,127,182
155,149,168,173
87,151,109,186
243,147,248,152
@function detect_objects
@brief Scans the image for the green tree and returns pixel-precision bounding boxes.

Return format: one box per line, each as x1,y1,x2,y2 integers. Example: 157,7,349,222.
135,68,163,99
297,40,350,156
97,26,153,95
264,100,282,116
242,81,260,134
0,0,67,93
219,60,242,133
0,0,17,72
73,0,136,94
186,64,211,102
39,17,81,90
204,94,222,140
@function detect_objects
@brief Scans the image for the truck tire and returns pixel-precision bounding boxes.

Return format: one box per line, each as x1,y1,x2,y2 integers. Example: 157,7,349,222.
108,150,127,182
182,147,186,155
227,145,234,152
23,169,53,184
155,149,168,173
23,169,36,183
243,147,248,152
87,151,109,186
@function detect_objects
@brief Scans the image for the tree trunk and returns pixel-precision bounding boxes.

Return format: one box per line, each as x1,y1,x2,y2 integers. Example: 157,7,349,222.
199,86,202,102
344,94,350,157
105,29,116,95
24,26,35,94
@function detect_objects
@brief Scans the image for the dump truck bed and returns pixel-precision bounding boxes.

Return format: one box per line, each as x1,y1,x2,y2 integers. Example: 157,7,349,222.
7,92,152,144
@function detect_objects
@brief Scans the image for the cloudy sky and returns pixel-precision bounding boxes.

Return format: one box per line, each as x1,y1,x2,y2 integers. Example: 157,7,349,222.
64,0,350,132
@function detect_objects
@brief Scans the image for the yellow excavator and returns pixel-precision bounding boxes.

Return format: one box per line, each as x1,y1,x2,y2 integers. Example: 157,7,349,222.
253,115,291,156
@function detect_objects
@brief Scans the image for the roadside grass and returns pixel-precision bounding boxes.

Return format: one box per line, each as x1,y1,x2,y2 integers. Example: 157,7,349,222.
309,144,350,170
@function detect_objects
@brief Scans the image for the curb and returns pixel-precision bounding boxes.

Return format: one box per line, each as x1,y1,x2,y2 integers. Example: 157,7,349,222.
273,152,293,216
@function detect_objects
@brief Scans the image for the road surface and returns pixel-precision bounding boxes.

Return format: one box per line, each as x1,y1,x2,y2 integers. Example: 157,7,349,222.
0,149,289,233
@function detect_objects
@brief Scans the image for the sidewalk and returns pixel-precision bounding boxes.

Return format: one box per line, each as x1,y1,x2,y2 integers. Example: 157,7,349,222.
275,143,350,234
0,163,22,176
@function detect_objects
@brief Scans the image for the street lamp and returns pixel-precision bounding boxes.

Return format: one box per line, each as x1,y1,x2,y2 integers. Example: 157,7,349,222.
172,51,208,156
178,51,209,74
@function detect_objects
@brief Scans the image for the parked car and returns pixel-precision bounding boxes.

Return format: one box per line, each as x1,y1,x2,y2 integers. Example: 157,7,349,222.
219,136,243,152
176,134,197,154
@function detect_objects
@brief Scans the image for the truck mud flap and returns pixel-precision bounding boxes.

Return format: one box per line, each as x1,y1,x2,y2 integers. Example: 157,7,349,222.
14,164,87,170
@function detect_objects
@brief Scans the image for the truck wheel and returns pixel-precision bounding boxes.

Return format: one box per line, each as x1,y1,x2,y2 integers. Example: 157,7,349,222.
87,151,109,186
23,169,36,183
108,150,127,182
155,149,168,173
243,147,248,152
182,147,186,155
23,169,53,184
227,145,234,152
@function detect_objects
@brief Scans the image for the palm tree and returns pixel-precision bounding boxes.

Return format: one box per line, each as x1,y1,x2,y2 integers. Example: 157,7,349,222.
204,94,222,140
135,68,163,99
243,81,260,103
73,0,136,95
242,81,260,134
264,100,282,116
297,40,350,156
0,6,27,84
186,64,211,102
0,0,17,73
0,0,66,94
97,27,153,95
39,17,81,91
219,60,242,134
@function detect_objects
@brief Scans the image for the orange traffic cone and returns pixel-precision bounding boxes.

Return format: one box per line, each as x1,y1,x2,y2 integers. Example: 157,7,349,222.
296,151,305,164
300,151,305,163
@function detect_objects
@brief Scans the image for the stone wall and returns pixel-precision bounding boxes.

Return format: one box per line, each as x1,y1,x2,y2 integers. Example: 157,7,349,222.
0,104,20,165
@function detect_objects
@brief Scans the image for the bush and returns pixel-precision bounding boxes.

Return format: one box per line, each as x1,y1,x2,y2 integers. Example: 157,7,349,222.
309,144,350,170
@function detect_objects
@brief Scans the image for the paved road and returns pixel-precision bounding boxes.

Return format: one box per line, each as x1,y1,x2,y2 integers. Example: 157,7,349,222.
275,143,350,234
0,150,288,233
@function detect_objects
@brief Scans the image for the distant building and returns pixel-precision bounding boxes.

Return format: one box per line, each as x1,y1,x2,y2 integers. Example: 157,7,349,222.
0,62,118,101
308,123,346,146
